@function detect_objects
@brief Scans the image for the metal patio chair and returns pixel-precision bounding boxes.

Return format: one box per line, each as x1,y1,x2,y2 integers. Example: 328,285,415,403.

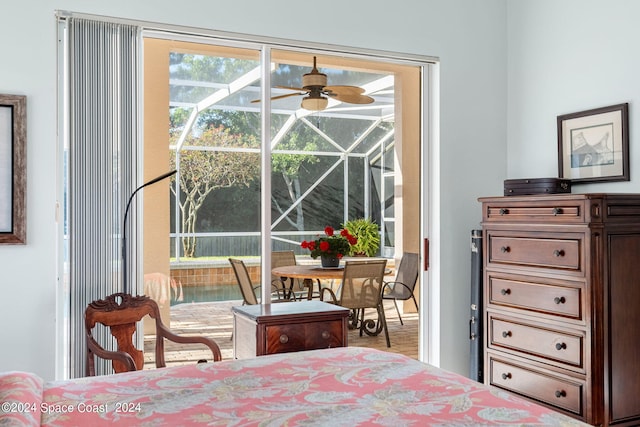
382,252,419,325
321,259,390,347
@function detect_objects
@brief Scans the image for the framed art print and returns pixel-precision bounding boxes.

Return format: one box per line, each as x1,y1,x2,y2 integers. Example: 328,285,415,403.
557,103,629,183
0,94,26,244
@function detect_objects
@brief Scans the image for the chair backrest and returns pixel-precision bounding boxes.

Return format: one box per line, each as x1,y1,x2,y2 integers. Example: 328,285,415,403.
229,258,259,305
392,252,420,298
271,250,296,283
337,259,387,309
85,293,160,374
271,250,296,268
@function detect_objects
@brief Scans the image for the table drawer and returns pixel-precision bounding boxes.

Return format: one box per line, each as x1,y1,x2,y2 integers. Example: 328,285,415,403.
489,356,584,415
265,320,344,354
488,234,582,272
488,275,583,320
489,316,584,368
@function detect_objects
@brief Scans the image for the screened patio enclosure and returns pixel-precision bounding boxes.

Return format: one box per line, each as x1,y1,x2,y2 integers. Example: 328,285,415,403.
165,48,401,261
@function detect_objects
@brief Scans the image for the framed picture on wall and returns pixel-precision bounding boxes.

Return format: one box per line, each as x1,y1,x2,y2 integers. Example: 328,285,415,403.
557,103,629,183
0,94,26,244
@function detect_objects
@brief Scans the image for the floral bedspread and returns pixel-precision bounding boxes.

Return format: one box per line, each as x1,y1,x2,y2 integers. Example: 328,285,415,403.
3,347,588,426
0,371,43,427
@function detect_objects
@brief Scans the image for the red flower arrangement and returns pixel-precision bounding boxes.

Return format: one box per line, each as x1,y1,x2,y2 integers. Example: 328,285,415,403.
301,226,357,259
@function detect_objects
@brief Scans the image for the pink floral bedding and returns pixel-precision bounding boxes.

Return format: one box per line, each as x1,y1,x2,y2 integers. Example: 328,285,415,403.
0,371,43,427
3,347,588,426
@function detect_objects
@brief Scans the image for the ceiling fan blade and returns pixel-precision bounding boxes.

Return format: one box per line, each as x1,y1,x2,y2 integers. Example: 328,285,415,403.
271,92,307,101
274,85,306,92
251,91,307,103
324,85,366,96
326,92,375,105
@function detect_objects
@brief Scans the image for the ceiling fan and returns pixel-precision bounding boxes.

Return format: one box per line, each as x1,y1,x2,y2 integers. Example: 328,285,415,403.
252,57,375,111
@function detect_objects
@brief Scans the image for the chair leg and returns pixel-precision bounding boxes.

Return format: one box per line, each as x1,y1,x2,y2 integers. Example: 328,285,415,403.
392,298,404,325
378,303,391,348
360,307,385,338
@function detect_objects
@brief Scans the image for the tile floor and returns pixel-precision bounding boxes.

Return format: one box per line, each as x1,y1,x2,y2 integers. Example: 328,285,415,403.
144,299,419,368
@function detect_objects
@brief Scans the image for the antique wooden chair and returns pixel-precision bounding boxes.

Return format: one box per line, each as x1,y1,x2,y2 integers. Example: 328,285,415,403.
85,293,222,376
320,259,390,347
382,252,419,325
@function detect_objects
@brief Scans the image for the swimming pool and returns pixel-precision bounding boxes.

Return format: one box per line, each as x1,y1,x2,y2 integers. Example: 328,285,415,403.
172,285,243,306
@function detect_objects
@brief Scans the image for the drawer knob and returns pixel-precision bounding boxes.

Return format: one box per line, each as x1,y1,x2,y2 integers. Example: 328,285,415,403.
321,331,331,339
499,208,509,215
500,246,511,253
552,207,563,216
500,288,511,296
502,331,512,338
554,296,566,305
553,249,565,257
555,342,567,350
501,373,512,380
555,390,567,398
279,334,289,344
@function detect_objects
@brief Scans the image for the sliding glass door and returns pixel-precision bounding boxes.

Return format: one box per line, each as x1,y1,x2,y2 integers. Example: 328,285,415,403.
61,23,428,374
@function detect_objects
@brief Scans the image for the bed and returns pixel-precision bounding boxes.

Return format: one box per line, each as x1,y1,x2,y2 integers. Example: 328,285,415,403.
1,347,588,426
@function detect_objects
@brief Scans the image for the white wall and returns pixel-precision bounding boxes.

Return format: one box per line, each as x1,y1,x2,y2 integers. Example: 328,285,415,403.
507,0,640,195
0,0,507,379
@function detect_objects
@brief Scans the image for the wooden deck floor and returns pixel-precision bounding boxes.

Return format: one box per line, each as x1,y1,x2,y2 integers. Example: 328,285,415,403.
144,299,419,368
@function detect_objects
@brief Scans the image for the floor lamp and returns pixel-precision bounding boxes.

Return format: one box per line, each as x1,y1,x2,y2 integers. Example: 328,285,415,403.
122,170,177,295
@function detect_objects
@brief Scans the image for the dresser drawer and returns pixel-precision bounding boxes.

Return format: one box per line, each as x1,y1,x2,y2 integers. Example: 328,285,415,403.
265,320,343,354
482,198,585,223
488,275,583,320
489,356,584,416
488,234,582,272
489,316,584,368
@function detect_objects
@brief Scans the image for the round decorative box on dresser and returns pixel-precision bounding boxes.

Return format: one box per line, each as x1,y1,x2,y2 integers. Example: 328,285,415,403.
479,193,640,427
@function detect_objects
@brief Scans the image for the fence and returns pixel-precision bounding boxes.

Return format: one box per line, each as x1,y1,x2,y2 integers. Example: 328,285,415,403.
171,232,325,259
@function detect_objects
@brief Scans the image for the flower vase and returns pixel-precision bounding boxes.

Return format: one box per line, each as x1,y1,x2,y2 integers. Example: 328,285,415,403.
321,256,340,268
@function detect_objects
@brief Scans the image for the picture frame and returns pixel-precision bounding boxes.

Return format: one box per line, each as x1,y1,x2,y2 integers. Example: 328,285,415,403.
557,103,629,183
0,94,26,244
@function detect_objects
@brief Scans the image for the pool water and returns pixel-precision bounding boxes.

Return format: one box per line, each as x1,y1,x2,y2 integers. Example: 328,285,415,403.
172,285,243,306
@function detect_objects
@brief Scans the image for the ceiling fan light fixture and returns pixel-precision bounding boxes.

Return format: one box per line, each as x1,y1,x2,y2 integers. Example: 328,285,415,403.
302,71,327,89
302,56,328,89
301,95,328,111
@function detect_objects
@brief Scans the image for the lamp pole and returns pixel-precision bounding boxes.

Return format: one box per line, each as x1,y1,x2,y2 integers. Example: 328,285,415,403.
122,170,177,295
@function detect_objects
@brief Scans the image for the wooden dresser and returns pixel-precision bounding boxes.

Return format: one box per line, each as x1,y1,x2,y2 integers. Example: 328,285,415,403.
232,301,349,359
479,194,640,426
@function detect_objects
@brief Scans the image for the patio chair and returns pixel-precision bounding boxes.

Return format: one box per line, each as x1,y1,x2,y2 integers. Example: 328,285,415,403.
320,259,390,347
271,250,321,300
85,293,221,376
382,252,419,325
271,250,299,300
229,258,288,305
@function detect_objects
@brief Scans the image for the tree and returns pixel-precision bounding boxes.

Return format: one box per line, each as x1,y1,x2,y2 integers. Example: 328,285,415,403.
170,125,260,257
271,133,319,231
196,109,323,233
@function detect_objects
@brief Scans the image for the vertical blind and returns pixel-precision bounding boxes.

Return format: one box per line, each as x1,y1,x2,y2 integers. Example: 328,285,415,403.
65,16,140,378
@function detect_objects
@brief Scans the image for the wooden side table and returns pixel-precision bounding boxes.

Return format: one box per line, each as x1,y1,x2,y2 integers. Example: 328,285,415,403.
232,301,350,359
